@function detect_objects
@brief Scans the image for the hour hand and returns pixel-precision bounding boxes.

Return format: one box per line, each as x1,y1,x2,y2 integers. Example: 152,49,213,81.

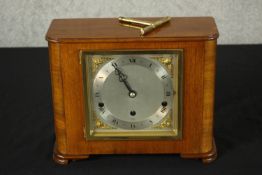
112,63,136,98
122,80,136,98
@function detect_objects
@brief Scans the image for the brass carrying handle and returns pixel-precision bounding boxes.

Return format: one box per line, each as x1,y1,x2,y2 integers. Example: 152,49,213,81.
118,16,171,36
118,17,152,26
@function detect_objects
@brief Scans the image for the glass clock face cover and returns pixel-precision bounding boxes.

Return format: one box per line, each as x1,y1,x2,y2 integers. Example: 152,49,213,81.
92,56,173,130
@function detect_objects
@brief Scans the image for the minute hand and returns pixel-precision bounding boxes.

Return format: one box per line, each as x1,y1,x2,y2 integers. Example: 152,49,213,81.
113,66,136,97
114,67,134,91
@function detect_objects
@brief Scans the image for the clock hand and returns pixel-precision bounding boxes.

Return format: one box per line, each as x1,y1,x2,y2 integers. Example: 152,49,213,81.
112,63,137,98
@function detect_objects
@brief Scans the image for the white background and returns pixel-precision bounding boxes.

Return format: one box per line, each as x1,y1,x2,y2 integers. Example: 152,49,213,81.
0,0,262,47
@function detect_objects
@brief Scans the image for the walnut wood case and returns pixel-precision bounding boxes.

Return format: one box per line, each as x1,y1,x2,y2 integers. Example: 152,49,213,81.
46,17,219,165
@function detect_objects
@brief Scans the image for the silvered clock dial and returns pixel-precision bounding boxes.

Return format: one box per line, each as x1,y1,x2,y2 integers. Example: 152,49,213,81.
82,50,182,139
93,56,173,130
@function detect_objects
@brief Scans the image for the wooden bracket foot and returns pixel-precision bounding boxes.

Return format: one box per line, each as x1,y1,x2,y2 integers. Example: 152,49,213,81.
53,144,89,165
181,138,217,164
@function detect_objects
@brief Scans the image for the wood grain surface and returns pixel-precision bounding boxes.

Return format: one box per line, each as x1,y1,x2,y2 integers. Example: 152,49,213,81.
46,17,219,43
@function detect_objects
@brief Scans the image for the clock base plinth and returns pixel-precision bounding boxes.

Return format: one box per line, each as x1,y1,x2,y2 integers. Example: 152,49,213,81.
181,139,217,164
53,144,90,165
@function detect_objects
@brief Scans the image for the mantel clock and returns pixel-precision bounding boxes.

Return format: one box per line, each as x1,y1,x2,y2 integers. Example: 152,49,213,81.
46,17,219,164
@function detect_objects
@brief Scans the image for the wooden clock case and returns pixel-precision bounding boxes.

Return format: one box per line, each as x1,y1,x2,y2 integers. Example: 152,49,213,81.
46,17,219,165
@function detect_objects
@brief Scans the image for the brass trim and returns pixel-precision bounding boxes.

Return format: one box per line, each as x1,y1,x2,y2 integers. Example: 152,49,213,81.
118,16,171,35
118,17,152,26
81,49,183,140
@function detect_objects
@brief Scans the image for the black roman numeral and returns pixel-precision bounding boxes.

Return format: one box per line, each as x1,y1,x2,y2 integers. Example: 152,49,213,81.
95,92,100,97
161,107,167,113
112,119,118,125
166,91,171,96
112,62,118,68
130,124,136,128
129,58,136,63
161,75,168,79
